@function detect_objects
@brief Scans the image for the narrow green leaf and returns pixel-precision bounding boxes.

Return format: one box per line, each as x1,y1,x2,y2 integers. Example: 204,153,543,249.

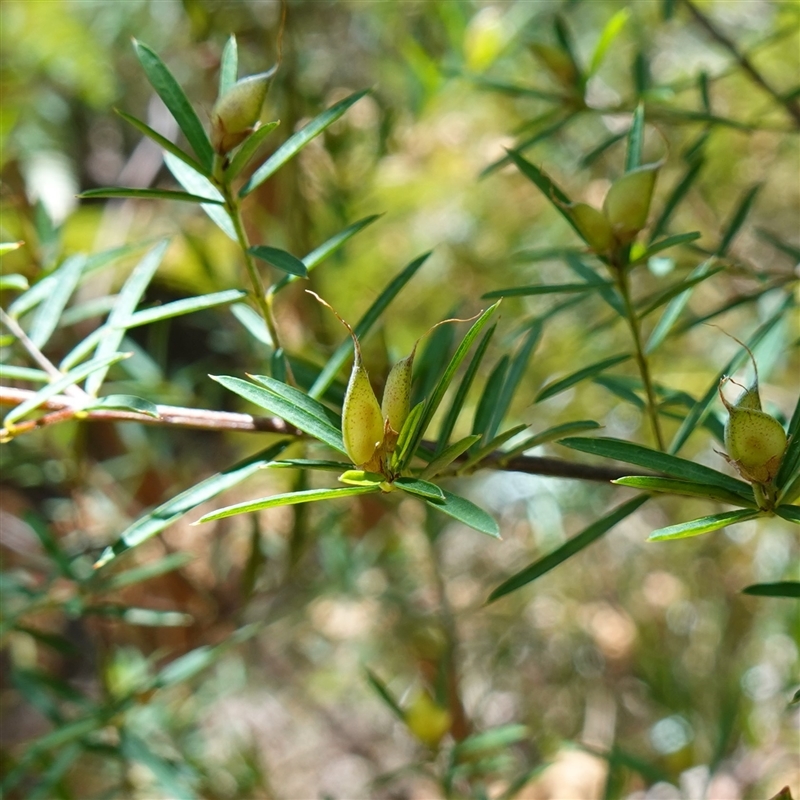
231,302,272,346
669,295,793,453
3,352,130,427
561,437,753,498
481,116,575,177
211,374,345,453
197,485,380,523
59,327,105,372
395,477,446,501
580,132,627,168
717,184,760,256
483,282,612,299
25,513,77,580
99,552,194,592
0,241,24,256
219,34,238,97
488,495,648,602
645,258,715,354
499,420,601,460
401,303,500,469
742,581,800,598
85,239,169,396
649,160,704,243
453,725,530,759
472,356,509,441
364,669,405,722
86,605,193,627
163,152,236,240
505,150,580,238
566,254,625,317
536,354,630,403
778,472,800,505
589,8,630,75
775,505,800,524
27,257,85,348
776,392,800,490
0,273,28,291
648,509,760,541
637,267,722,319
422,435,481,479
625,103,645,172
756,228,800,261
411,308,457,406
241,89,369,197
225,120,280,181
460,424,529,471
309,251,431,399
426,488,500,538
81,394,160,417
392,401,425,470
60,295,118,326
125,289,248,328
632,231,702,264
115,108,208,176
0,365,49,383
248,373,342,426
435,324,496,452
79,187,223,204
613,476,756,507
133,39,213,170
248,245,308,277
270,215,381,295
94,442,289,568
267,459,351,472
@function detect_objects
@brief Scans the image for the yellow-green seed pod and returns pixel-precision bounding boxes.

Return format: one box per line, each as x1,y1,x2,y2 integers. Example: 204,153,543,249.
211,72,272,154
723,405,786,484
342,350,386,467
381,352,414,433
603,163,659,242
404,690,452,749
564,202,615,254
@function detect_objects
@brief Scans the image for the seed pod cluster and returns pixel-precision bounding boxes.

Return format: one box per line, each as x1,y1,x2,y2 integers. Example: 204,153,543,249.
718,342,787,486
211,71,272,155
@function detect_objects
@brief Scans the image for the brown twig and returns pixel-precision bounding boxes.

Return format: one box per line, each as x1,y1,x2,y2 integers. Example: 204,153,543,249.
0,385,639,482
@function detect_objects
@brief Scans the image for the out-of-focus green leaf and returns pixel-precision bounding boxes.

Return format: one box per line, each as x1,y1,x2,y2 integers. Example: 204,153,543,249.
248,245,308,277
309,252,430,399
225,120,280,180
472,355,509,442
535,354,630,403
99,553,194,591
85,239,169,396
481,115,575,176
115,109,208,176
775,505,800,524
742,582,800,598
241,89,369,197
631,231,702,264
197,485,381,523
460,424,529,471
435,324,496,452
94,442,289,568
566,254,625,317
80,394,160,417
483,282,612,299
649,160,704,243
0,241,24,256
28,276,69,329
426,488,500,538
219,34,238,97
637,267,722,319
395,477,445,501
561,437,753,498
0,365,49,383
231,303,272,346
625,103,645,172
365,669,405,722
500,420,601,460
211,375,345,453
757,228,800,261
776,392,800,490
3,352,129,427
488,495,649,602
125,289,248,328
589,8,630,75
0,273,28,290
422,435,481,479
133,39,213,170
453,725,530,759
164,152,236,240
580,132,627,168
648,509,760,541
79,187,222,204
267,459,351,472
613,476,756,507
717,184,760,256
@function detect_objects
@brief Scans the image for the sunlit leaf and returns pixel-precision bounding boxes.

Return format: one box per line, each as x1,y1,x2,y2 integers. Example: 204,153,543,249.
219,34,238,97
125,289,248,328
589,8,630,75
0,273,28,291
225,120,280,180
427,488,500,538
612,476,756,507
248,245,308,277
395,477,445,501
80,394,160,417
647,509,760,541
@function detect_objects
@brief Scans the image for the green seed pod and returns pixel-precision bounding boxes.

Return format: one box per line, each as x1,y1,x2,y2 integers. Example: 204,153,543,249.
211,71,272,154
563,202,615,254
307,291,385,468
722,402,787,484
381,352,414,434
603,163,659,242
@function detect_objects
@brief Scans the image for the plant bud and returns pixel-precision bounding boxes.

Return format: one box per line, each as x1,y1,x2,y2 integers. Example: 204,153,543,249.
564,202,615,254
381,352,414,434
211,72,272,154
404,690,452,748
722,400,786,484
603,163,659,242
342,352,386,467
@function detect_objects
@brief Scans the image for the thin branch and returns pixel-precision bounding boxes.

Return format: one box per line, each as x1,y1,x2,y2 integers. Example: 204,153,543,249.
0,386,636,482
681,0,800,128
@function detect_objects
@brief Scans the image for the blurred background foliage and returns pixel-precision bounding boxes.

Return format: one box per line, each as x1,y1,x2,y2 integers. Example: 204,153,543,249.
0,0,798,798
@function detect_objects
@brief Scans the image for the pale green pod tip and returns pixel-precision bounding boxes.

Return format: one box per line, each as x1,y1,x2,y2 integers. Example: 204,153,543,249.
211,72,272,154
603,163,659,242
381,353,414,433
